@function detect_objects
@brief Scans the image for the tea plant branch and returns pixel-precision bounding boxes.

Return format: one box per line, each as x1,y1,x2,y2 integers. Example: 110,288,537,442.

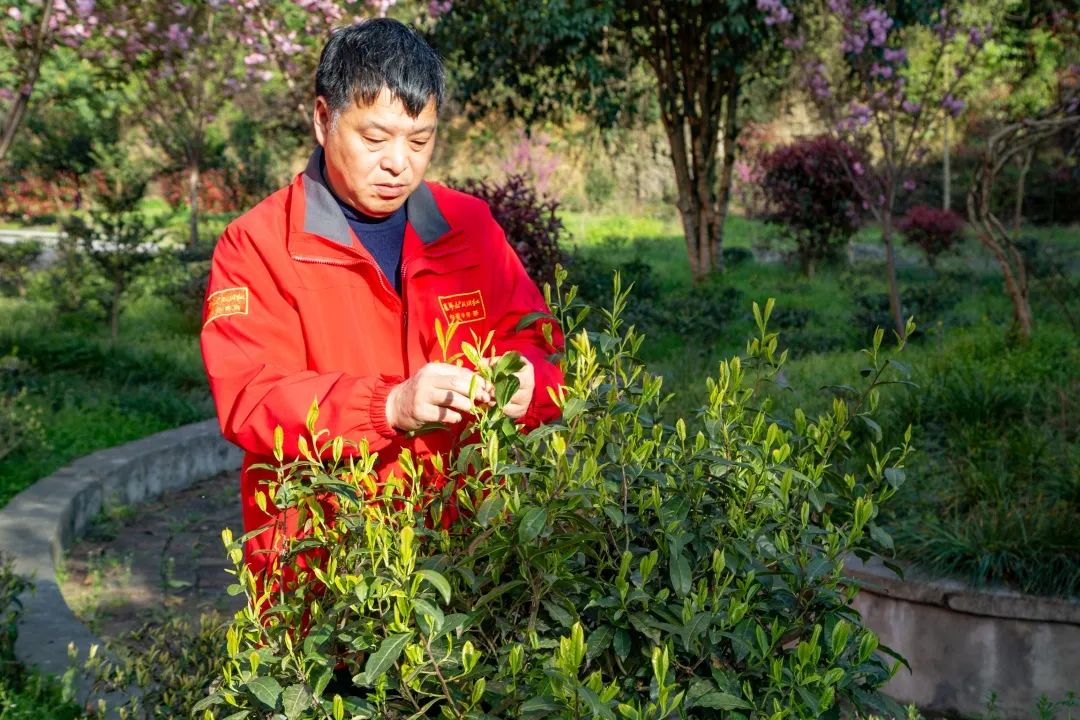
424,634,463,719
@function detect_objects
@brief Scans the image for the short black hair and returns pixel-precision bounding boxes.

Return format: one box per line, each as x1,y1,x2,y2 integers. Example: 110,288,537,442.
315,18,444,119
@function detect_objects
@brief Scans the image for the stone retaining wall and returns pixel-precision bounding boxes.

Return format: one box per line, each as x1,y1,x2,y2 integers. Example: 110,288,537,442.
0,420,240,696
848,556,1080,718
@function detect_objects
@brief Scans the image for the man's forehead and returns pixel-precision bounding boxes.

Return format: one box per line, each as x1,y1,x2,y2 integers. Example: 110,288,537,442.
349,87,437,127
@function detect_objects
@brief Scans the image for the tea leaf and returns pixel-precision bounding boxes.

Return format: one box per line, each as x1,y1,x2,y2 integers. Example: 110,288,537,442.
518,506,547,543
359,633,411,684
245,676,282,709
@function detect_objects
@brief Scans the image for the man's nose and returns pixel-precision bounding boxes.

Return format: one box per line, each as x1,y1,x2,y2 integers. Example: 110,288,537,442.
380,141,408,175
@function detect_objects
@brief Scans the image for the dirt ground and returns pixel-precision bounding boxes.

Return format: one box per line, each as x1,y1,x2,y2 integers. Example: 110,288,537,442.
59,471,246,644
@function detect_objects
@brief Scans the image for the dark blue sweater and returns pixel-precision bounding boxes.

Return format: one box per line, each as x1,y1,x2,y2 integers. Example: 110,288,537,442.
334,199,407,295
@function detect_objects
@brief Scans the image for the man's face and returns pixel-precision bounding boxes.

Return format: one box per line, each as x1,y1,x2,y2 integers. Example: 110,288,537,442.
313,87,437,217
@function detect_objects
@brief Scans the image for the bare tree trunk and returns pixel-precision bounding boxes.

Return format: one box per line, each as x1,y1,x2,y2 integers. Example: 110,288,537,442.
943,116,951,211
882,214,905,336
0,0,55,163
188,162,200,248
1013,147,1034,236
712,83,740,275
662,115,716,283
110,283,122,342
969,149,1034,340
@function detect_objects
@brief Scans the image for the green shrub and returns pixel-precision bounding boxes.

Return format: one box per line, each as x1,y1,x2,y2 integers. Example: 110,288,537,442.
81,614,229,719
25,234,112,323
568,250,742,346
0,554,29,684
198,273,914,719
154,259,211,330
883,327,1080,596
0,554,84,719
0,241,43,298
0,354,47,465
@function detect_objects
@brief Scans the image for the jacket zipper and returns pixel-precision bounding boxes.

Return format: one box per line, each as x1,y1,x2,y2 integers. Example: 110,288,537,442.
293,252,409,373
400,260,411,375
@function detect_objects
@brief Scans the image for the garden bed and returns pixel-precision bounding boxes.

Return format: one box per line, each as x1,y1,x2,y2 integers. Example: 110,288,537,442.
59,471,243,645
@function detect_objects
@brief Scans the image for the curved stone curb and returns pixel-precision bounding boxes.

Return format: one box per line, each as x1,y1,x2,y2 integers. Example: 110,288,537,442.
0,419,241,699
847,555,1080,719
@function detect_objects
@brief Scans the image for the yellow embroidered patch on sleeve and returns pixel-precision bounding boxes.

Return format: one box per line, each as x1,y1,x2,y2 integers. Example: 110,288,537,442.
204,287,249,326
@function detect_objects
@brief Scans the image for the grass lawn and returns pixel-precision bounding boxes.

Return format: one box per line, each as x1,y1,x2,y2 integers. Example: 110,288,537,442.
0,295,213,507
561,210,1080,597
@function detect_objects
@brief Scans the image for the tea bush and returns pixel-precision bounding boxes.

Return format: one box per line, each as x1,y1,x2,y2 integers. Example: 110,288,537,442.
568,249,742,346
881,326,1080,596
197,271,914,719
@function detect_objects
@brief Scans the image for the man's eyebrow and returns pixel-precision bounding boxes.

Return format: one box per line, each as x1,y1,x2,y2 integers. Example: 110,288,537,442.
361,121,437,135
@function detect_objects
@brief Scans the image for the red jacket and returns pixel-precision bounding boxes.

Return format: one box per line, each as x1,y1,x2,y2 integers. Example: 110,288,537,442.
201,149,563,581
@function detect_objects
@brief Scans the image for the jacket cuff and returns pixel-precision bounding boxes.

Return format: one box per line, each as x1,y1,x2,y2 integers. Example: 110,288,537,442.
370,374,404,439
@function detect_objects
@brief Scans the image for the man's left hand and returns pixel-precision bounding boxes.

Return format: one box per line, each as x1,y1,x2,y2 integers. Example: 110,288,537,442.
490,354,534,419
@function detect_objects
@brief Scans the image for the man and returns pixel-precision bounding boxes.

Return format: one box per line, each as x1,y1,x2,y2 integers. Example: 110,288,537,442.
200,19,563,589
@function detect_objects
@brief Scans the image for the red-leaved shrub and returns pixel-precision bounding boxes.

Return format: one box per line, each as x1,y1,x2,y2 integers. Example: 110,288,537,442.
897,205,965,269
760,136,864,276
453,174,565,288
157,169,234,214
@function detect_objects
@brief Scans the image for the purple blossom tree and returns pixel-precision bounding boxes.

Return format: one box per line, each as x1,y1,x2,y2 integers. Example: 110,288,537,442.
2,1,395,244
791,1,986,335
0,0,96,163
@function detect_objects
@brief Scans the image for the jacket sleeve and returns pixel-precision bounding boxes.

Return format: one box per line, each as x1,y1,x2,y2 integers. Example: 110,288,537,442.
484,216,565,428
200,225,400,459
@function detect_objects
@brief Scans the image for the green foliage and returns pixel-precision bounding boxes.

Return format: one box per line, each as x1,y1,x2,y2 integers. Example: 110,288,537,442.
0,241,42,298
201,272,913,719
568,250,743,347
0,553,84,719
0,353,46,465
7,48,122,200
880,325,1080,596
154,259,211,330
78,614,230,720
0,554,29,684
24,233,111,323
435,1,798,128
59,143,174,340
217,116,279,211
0,297,212,506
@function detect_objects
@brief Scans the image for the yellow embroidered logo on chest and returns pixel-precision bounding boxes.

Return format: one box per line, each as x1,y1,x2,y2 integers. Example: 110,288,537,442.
438,290,486,325
204,287,249,326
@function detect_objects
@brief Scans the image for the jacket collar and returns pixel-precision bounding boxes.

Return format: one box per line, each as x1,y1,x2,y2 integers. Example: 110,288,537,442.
301,147,451,246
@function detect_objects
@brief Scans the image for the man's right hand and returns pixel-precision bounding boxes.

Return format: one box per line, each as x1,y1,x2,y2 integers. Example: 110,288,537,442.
385,362,494,431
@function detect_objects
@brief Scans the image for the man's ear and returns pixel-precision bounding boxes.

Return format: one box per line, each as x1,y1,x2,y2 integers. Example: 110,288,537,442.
313,96,331,147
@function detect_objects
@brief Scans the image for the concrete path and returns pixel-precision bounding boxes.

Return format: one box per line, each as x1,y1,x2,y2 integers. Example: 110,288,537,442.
0,420,240,702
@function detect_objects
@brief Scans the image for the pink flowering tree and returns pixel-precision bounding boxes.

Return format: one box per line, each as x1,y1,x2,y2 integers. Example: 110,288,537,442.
2,1,395,243
792,1,987,335
96,0,396,247
0,0,96,163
